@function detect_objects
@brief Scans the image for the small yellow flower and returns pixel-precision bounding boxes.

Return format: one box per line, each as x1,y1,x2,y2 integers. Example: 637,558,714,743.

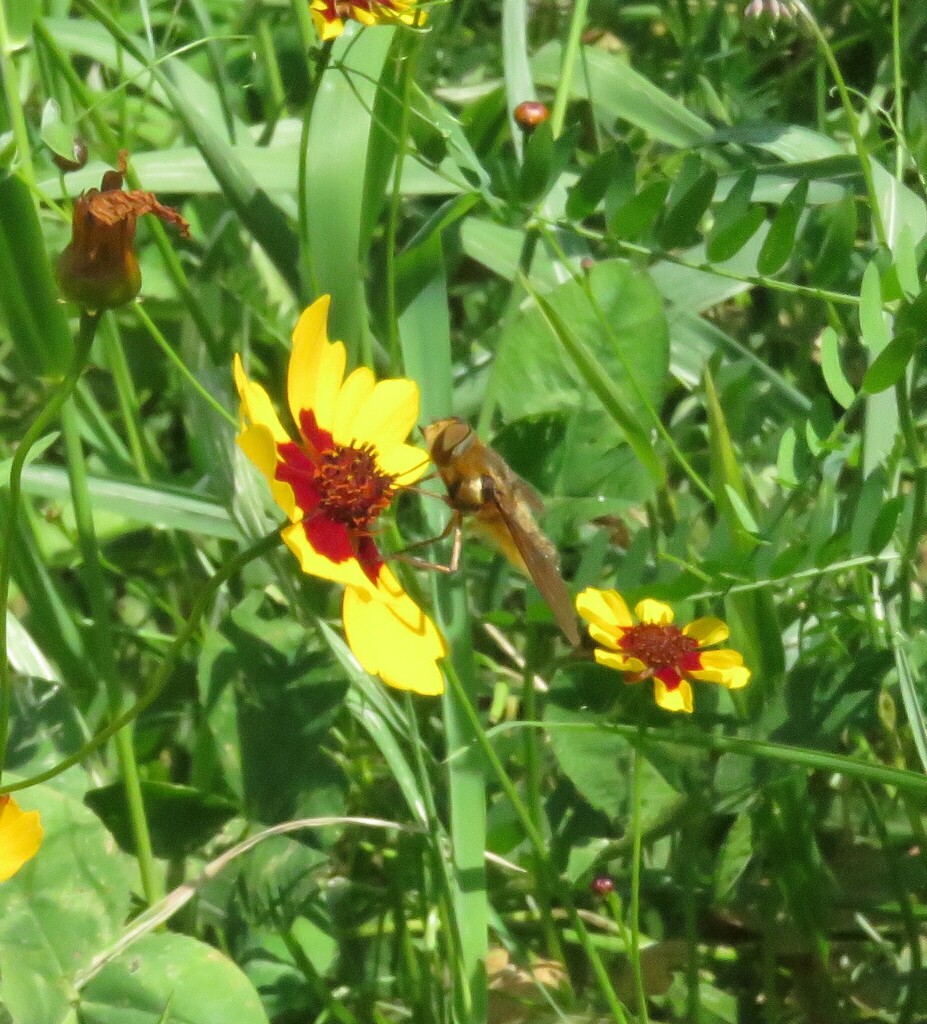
576,588,750,713
56,152,189,310
309,0,426,41
234,295,446,696
0,795,42,882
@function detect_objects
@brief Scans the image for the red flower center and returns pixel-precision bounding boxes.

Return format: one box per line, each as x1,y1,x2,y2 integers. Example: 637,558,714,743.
315,442,395,530
618,623,699,670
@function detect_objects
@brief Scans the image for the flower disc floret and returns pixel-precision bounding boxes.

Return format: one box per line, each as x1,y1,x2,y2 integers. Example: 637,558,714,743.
576,588,750,713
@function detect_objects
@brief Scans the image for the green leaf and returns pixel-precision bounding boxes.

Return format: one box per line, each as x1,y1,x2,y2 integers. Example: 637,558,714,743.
819,327,855,409
85,782,238,859
861,331,917,393
706,206,765,264
715,812,753,900
79,933,269,1024
566,145,634,221
659,158,717,249
610,178,670,241
756,177,808,276
858,261,889,354
0,173,72,377
894,224,921,298
0,782,133,1024
776,427,799,487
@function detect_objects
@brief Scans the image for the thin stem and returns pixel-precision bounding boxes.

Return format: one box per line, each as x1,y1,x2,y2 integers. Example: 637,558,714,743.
520,635,566,964
0,1,35,186
896,384,924,630
891,0,904,181
134,304,237,427
0,312,99,781
0,530,282,795
791,0,888,248
563,220,862,307
101,316,153,481
549,0,589,138
60,397,160,904
629,749,650,1024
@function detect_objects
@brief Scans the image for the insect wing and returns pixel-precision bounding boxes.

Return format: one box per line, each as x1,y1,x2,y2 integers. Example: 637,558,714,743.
490,486,580,646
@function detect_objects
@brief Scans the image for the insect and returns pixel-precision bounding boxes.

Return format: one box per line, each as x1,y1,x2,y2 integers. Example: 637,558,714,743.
422,418,580,646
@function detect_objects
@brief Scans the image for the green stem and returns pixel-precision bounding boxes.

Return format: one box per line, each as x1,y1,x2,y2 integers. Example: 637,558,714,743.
0,530,282,795
482,718,927,797
446,667,630,1023
101,315,153,481
549,0,589,138
0,312,99,781
895,383,924,630
134,304,237,427
791,0,888,248
628,749,650,1024
891,0,905,181
60,396,160,904
520,635,565,964
0,1,35,186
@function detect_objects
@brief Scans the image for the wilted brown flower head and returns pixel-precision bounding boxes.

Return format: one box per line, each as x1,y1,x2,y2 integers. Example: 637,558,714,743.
513,100,550,132
56,152,189,311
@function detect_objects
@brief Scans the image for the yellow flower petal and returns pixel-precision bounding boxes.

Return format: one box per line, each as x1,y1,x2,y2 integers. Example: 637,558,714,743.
237,423,299,521
576,587,633,633
376,442,430,485
287,296,346,435
0,797,43,883
683,617,730,647
594,649,646,674
634,599,674,625
691,650,751,689
653,678,693,713
349,379,420,450
588,622,625,650
342,576,446,695
234,355,289,444
310,1,345,39
280,521,371,589
332,366,376,447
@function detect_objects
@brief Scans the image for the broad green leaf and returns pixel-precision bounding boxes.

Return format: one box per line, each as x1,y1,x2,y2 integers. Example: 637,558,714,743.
5,610,60,683
756,177,808,276
776,427,799,487
493,261,667,486
819,327,855,409
0,173,72,377
0,782,133,1024
850,468,886,557
894,224,920,298
84,782,237,859
79,933,269,1024
715,812,753,900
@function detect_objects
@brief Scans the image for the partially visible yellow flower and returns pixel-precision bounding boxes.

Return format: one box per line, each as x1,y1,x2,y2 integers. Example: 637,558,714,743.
56,151,189,311
576,588,750,713
0,795,42,882
234,295,446,696
309,0,426,41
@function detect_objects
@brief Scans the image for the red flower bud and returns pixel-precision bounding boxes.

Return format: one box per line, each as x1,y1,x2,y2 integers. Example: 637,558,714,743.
513,101,550,132
591,875,614,896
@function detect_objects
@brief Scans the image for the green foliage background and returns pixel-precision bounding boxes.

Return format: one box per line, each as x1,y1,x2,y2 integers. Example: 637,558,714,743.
1,0,927,1022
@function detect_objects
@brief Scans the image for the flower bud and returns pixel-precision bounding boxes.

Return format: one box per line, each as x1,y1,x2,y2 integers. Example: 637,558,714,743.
56,152,189,311
591,875,614,896
513,101,550,132
52,137,88,173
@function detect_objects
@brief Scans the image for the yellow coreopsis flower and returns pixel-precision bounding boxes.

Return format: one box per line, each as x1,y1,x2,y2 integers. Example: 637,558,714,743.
576,588,750,713
309,0,426,41
0,795,42,882
234,295,446,696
